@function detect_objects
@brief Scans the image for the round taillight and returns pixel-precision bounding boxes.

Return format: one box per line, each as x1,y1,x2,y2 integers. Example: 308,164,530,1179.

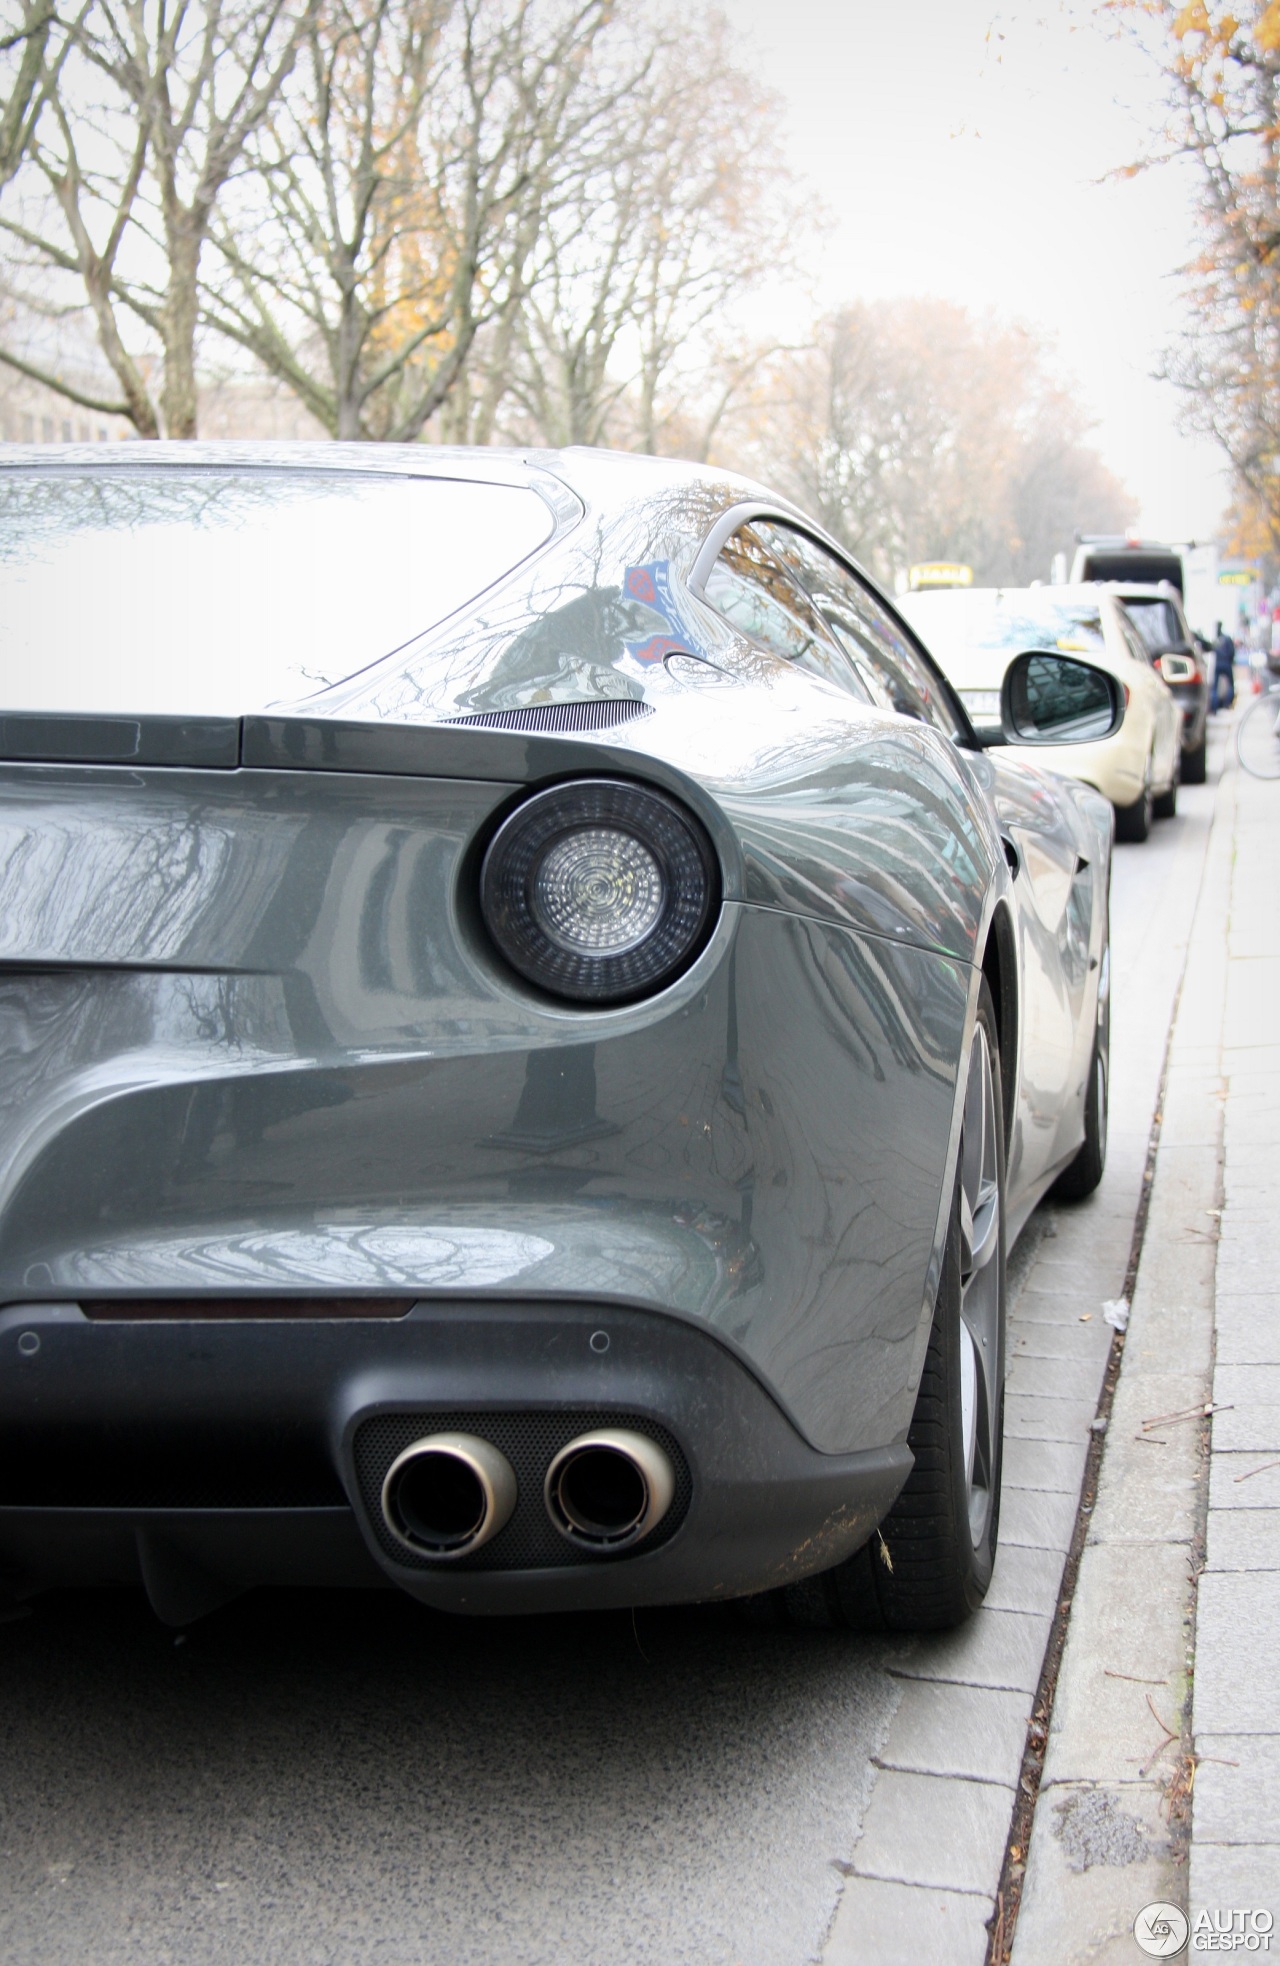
479,779,718,1003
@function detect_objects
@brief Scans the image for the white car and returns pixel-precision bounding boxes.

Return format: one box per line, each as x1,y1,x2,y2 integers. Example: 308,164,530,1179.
901,584,1181,841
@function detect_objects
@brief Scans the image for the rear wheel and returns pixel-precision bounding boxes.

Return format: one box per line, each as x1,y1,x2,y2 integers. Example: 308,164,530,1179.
1152,752,1179,820
1114,763,1153,842
744,981,1007,1633
1052,946,1110,1204
1181,734,1207,785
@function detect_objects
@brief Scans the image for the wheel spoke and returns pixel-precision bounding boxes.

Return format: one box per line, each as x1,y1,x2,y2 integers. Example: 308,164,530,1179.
957,1013,1004,1546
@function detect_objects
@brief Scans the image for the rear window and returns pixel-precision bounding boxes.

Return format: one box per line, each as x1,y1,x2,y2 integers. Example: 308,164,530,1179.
0,468,555,717
902,589,1107,660
1122,598,1184,656
1076,549,1182,592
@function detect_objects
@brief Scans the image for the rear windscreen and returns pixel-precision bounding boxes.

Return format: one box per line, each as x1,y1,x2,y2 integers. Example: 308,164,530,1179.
0,468,556,717
1079,550,1182,592
901,589,1107,660
1122,598,1184,655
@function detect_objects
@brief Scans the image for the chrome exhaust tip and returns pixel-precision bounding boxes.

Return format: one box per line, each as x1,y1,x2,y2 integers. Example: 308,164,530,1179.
380,1432,517,1560
544,1429,675,1551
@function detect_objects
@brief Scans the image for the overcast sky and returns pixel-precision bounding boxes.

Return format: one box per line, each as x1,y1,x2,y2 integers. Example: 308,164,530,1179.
722,0,1228,543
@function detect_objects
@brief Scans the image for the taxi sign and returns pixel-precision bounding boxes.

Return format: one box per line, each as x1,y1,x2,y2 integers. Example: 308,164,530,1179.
908,562,974,590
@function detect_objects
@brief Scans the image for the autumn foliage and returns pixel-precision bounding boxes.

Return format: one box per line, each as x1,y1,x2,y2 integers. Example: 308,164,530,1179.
1113,0,1280,548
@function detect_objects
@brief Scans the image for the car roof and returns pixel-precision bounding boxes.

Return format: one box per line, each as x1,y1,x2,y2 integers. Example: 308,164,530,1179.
904,583,1120,609
1099,580,1183,601
0,438,778,512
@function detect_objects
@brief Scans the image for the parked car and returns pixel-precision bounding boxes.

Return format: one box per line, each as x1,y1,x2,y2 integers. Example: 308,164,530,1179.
1108,582,1209,784
901,584,1182,841
0,445,1116,1633
1069,536,1185,592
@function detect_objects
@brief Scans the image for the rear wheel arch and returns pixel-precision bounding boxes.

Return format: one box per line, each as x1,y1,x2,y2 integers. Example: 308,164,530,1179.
980,906,1018,1145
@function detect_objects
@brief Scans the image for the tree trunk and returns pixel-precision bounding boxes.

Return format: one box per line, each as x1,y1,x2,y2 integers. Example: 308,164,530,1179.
160,221,202,439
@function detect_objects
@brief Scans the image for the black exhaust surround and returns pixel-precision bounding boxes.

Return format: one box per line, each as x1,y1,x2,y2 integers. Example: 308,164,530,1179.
353,1410,691,1571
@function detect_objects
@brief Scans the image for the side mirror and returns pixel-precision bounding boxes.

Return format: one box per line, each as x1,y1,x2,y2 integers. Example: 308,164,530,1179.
976,650,1124,747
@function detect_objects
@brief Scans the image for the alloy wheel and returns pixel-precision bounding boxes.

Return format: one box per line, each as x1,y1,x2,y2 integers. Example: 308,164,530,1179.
958,1021,1002,1546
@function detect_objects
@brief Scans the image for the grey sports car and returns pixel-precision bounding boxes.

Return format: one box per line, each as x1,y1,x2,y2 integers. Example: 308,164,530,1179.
0,445,1116,1630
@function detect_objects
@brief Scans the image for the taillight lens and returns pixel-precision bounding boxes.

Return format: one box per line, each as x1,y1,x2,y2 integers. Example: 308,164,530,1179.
480,779,718,1003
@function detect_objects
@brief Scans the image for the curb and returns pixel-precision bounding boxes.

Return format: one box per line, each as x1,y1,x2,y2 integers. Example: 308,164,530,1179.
1002,763,1235,1962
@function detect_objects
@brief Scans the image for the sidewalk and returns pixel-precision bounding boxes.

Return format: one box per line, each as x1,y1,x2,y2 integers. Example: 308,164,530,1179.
823,730,1218,1966
1191,740,1280,1925
1010,722,1280,1959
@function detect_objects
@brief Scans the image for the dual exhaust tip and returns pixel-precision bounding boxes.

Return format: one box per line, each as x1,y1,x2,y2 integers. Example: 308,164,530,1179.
380,1428,675,1562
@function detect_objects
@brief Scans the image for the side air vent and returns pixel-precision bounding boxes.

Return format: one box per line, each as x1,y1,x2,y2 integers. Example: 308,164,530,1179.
444,701,655,733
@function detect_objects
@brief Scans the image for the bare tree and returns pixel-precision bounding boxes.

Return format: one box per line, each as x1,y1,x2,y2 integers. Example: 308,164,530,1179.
488,7,806,455
202,0,629,442
0,2,63,189
0,1,313,436
729,300,1133,586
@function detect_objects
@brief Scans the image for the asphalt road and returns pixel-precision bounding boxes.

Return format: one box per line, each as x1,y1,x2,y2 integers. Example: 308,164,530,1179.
0,762,1221,1966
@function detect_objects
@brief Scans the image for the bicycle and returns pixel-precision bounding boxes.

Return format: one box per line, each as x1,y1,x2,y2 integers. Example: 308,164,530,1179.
1236,680,1280,779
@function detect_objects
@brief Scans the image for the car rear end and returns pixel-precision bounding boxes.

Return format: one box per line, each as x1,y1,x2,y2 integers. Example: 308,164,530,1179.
900,584,1154,809
1109,583,1209,782
1,450,974,1618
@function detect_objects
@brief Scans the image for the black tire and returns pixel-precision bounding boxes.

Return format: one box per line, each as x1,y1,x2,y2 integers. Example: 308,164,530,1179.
1152,752,1179,820
743,981,1007,1634
1052,961,1110,1203
1114,775,1152,842
1181,736,1207,785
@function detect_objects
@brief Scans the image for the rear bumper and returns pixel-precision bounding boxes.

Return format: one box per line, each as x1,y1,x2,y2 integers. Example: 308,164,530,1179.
0,1297,911,1615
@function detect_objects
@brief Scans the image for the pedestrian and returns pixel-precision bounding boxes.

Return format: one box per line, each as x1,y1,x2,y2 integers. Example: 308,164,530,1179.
1212,620,1236,712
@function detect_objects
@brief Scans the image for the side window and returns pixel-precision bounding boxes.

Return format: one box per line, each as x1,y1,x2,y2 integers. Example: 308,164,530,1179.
755,521,964,739
702,526,872,702
1117,612,1154,667
1123,599,1181,657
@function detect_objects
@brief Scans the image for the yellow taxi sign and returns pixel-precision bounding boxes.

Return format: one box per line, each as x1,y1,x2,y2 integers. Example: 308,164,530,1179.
908,562,974,590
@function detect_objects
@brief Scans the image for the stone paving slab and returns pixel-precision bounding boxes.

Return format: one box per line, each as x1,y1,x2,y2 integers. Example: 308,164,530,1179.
1209,1453,1280,1511
1005,1355,1111,1405
998,1485,1080,1554
1215,1244,1280,1294
1012,1289,1118,1327
1193,1571,1280,1735
1088,1383,1206,1547
1193,1736,1280,1844
1210,1400,1280,1455
1041,1539,1193,1789
982,1543,1067,1617
850,1768,1014,1894
1009,1323,1114,1365
1214,1295,1280,1365
824,1876,993,1966
1224,953,1280,1030
1204,1509,1280,1570
875,1678,1031,1790
1013,1781,1178,1966
1191,1843,1280,1927
889,1608,1052,1695
1001,1436,1089,1495
1004,1392,1098,1443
